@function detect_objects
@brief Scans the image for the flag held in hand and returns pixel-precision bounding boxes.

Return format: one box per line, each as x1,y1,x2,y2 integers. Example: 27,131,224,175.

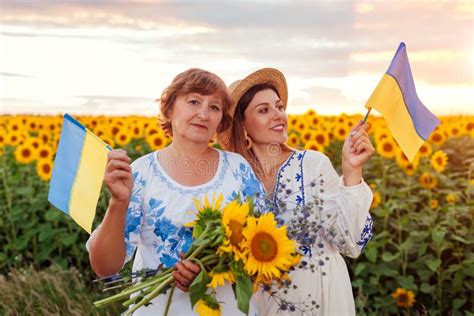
365,42,440,161
48,114,112,233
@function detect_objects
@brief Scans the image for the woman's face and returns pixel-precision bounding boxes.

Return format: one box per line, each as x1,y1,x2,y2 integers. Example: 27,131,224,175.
169,92,223,144
243,88,288,146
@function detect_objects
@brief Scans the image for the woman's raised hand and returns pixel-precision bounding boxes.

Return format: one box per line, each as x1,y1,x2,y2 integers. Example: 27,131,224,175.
103,149,133,204
342,121,375,171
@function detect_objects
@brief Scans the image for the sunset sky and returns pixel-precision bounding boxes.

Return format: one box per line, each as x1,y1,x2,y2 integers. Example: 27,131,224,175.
0,1,472,116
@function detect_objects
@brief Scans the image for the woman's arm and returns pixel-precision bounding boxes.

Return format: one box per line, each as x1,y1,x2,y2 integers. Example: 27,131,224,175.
88,149,133,277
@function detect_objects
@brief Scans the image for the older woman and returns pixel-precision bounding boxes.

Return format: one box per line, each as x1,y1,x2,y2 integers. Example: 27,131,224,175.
87,68,263,315
217,68,375,315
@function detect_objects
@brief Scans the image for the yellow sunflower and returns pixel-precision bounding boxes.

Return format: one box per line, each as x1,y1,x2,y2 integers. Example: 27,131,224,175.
418,142,432,157
14,143,37,164
146,132,167,150
419,172,438,189
218,200,249,260
37,131,51,145
391,288,416,308
333,124,348,141
295,120,307,133
109,123,123,138
430,150,448,172
0,129,6,147
447,125,462,137
429,130,446,146
375,129,391,142
313,130,329,147
207,270,236,289
37,159,53,181
304,140,323,152
464,121,473,135
37,145,53,160
446,193,456,204
130,123,144,139
308,115,320,127
194,297,221,316
186,193,224,228
377,138,397,159
115,130,132,146
242,213,297,279
145,125,160,137
429,199,439,209
287,133,300,147
371,192,381,208
6,132,24,146
301,130,313,143
402,162,418,176
395,149,411,168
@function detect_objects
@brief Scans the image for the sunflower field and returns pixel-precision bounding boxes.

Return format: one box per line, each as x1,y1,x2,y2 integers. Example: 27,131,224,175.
0,112,472,315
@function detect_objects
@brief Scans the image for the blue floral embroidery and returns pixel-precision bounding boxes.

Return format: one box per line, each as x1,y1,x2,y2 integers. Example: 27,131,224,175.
357,215,374,250
154,217,178,242
238,163,262,199
125,172,146,257
160,253,178,267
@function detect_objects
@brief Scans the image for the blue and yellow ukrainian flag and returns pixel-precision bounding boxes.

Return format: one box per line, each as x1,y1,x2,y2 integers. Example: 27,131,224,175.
365,42,440,161
48,114,111,233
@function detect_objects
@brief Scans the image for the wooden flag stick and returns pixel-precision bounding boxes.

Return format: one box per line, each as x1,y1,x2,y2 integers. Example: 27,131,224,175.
361,107,372,125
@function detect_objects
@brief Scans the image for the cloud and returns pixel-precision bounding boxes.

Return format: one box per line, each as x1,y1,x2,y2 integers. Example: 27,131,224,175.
0,72,33,78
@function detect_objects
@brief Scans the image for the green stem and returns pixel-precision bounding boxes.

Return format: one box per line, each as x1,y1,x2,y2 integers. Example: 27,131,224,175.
164,284,175,316
123,275,174,316
94,271,172,307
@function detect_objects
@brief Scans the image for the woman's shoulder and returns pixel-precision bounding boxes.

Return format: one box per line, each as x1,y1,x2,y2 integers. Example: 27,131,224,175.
130,151,156,172
217,149,251,167
300,149,332,169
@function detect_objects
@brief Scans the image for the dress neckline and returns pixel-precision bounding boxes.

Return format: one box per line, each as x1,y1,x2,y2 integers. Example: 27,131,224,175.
153,148,223,190
262,150,297,199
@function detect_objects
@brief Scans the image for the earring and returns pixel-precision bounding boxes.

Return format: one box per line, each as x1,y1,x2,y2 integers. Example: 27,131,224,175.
244,130,253,150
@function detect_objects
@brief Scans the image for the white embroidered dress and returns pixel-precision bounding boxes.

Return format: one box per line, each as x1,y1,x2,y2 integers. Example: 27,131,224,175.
87,149,264,316
253,150,373,316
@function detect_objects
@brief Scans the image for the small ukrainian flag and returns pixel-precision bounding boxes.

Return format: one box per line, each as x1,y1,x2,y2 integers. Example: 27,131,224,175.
365,42,441,162
48,114,112,233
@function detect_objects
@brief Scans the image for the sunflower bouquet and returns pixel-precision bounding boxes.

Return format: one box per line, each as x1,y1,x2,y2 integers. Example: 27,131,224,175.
93,194,301,315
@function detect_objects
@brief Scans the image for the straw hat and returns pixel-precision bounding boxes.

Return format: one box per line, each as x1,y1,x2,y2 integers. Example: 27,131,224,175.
217,68,288,151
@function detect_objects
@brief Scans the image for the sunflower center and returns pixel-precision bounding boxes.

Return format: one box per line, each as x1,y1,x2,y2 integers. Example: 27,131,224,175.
316,135,325,144
251,232,278,262
228,220,243,248
433,134,441,142
436,157,443,165
43,164,51,173
383,143,393,152
398,294,408,303
22,149,31,157
40,150,48,158
154,138,163,146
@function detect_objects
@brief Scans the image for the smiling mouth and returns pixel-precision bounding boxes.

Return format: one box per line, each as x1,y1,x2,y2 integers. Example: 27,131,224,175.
271,124,285,131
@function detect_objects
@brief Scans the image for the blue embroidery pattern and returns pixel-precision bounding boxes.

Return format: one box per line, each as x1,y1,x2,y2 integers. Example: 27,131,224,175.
230,162,264,206
149,150,229,195
125,171,145,258
357,215,374,250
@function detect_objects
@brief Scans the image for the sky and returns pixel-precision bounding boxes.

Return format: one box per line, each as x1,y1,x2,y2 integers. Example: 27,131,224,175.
0,0,473,116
